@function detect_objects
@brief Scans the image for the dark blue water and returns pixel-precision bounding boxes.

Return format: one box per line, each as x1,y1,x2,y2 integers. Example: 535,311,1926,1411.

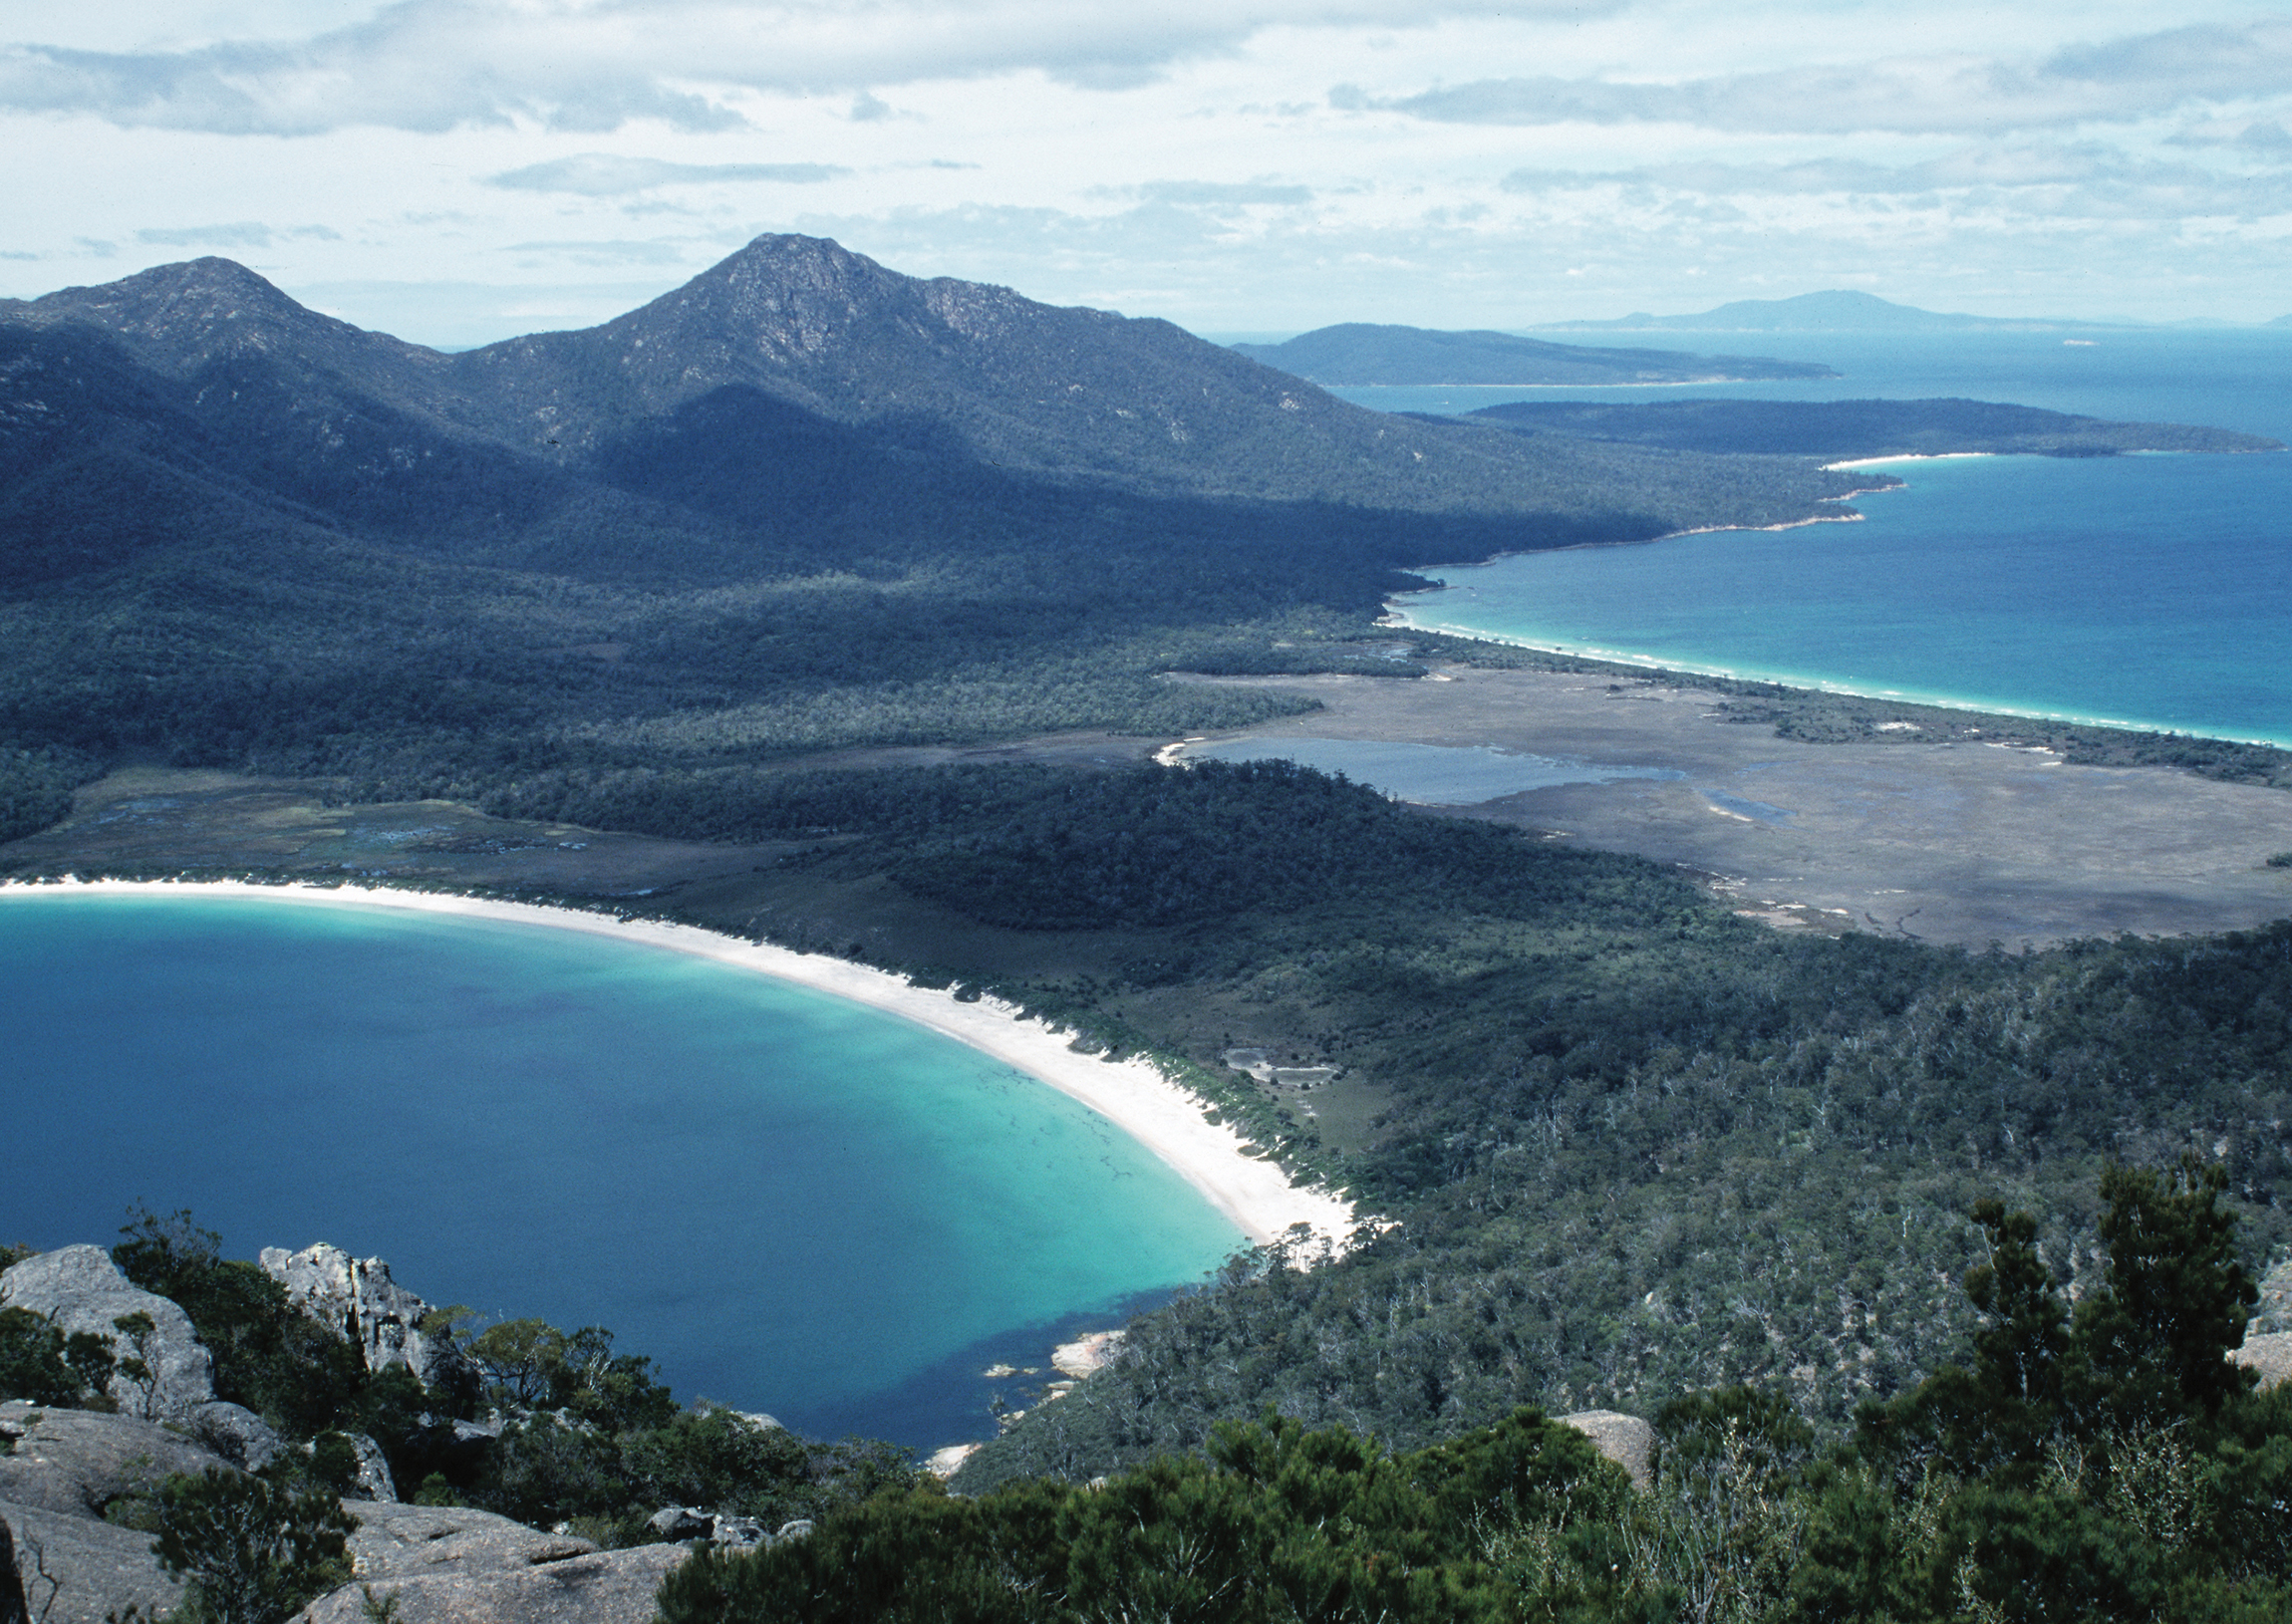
0,892,1243,1448
1341,332,2292,744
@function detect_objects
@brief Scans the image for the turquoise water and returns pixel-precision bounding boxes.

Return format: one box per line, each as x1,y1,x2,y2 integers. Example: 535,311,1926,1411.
0,891,1244,1446
1342,331,2292,744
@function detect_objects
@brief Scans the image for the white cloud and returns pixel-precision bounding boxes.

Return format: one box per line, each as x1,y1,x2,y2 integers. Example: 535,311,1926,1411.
487,153,847,193
134,220,344,246
1371,21,2292,135
0,0,1607,136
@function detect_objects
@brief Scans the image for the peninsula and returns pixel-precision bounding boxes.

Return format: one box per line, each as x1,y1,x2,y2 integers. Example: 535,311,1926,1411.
1231,322,1837,385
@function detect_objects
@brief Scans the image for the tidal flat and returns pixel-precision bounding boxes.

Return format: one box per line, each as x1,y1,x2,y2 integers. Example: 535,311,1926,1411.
1166,667,2292,948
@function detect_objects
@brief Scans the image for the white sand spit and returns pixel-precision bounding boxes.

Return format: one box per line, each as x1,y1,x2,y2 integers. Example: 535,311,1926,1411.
2,880,1355,1251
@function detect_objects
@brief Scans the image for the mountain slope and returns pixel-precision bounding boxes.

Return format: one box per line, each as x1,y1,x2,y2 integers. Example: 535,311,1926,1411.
8,240,1870,526
1231,323,1836,385
0,238,1885,790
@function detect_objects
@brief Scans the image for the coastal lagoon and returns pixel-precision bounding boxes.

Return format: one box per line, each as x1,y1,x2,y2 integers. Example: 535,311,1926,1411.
1178,736,1682,802
0,890,1245,1447
1346,329,2292,745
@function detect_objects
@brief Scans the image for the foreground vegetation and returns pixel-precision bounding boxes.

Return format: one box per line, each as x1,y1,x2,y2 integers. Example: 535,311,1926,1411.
0,1210,922,1555
662,1161,2292,1622
15,1162,2287,1624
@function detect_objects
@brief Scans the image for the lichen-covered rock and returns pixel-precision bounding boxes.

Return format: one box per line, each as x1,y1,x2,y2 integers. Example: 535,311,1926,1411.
340,1502,596,1578
0,1405,222,1624
190,1400,285,1472
646,1506,713,1541
2234,1330,2292,1390
258,1245,471,1396
343,1432,398,1503
1559,1410,1656,1489
297,1543,690,1624
0,1500,185,1624
0,1247,213,1419
0,1402,233,1518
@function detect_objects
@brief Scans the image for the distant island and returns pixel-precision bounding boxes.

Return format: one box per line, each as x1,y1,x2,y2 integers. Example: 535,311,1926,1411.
1230,322,1837,385
1530,289,2131,334
1460,397,2287,460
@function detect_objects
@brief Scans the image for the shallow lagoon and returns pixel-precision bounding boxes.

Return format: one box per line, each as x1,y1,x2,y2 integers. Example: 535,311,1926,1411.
0,891,1244,1447
1179,736,1682,802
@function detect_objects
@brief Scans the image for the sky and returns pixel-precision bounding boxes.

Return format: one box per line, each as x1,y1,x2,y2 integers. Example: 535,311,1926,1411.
5,0,2292,347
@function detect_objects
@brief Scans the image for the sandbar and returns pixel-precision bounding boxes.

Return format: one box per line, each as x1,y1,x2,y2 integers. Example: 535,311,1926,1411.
0,878,1355,1252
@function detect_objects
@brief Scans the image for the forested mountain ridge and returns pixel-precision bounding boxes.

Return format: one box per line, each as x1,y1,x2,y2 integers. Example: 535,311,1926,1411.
0,239,1893,804
5,237,1867,522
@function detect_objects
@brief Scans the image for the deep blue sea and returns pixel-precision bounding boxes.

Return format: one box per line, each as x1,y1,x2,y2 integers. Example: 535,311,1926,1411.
0,891,1243,1448
1338,329,2292,745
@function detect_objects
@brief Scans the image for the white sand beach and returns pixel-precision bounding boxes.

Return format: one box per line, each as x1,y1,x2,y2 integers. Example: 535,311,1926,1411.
1,879,1355,1251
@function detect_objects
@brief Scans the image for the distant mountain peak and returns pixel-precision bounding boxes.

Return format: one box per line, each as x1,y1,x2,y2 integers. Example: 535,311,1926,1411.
9,255,445,383
596,233,1037,364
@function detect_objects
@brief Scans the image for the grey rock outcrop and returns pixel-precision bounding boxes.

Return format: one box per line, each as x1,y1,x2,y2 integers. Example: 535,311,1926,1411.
2234,1331,2292,1390
0,1247,213,1419
260,1244,471,1395
646,1505,713,1541
1,1501,186,1624
0,1403,231,1624
339,1502,596,1577
0,1402,233,1518
297,1502,689,1624
341,1434,398,1503
190,1400,286,1472
1560,1410,1656,1489
298,1543,690,1624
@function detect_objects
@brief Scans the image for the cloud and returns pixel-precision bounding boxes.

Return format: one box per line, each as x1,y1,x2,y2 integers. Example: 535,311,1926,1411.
501,237,695,264
134,221,344,247
0,21,743,135
2166,118,2292,153
1495,141,2292,221
1131,180,1313,205
1369,21,2292,135
487,153,847,195
0,0,1605,136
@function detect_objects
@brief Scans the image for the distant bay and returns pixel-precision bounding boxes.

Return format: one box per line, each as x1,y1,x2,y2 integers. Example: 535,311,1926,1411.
0,891,1243,1447
1346,330,2292,746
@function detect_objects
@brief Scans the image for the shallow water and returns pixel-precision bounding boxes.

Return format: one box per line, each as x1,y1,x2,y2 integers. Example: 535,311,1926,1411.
1179,736,1681,802
0,892,1244,1447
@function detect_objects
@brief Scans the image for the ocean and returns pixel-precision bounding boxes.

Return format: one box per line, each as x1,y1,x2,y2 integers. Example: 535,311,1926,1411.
0,890,1244,1448
1339,328,2292,745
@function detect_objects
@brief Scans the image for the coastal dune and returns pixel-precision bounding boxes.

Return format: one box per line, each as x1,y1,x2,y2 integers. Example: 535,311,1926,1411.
4,879,1355,1252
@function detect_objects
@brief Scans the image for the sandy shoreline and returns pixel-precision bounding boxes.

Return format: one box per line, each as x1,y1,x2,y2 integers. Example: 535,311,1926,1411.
1373,607,2291,749
0,878,1355,1252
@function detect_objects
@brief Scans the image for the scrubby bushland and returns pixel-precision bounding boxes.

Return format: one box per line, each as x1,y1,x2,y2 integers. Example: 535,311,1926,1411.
666,1160,2292,1624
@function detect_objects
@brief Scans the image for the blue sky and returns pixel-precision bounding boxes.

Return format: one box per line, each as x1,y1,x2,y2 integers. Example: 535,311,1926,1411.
5,0,2291,346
